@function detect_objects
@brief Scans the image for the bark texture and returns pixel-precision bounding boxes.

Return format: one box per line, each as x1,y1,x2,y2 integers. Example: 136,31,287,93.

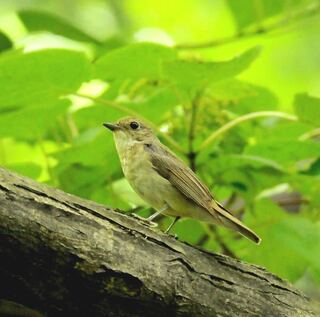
0,167,317,317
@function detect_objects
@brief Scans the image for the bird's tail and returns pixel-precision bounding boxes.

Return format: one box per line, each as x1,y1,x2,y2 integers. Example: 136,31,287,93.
211,201,261,244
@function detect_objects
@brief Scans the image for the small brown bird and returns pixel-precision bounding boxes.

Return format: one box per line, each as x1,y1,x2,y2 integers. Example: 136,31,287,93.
104,117,261,244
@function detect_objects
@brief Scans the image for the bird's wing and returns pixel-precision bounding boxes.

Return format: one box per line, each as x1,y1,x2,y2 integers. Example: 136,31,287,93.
145,143,214,213
145,142,261,244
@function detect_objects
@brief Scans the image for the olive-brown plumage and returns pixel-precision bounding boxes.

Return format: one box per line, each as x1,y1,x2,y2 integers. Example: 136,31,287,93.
104,117,261,244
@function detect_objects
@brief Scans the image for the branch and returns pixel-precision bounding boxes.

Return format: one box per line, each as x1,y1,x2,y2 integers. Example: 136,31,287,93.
175,2,320,50
198,111,297,151
0,168,317,317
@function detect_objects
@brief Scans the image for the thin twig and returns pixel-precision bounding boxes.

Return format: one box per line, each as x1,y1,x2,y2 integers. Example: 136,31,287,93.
38,137,58,186
187,94,201,171
198,111,297,151
204,223,237,258
299,127,320,141
73,93,186,154
175,2,320,50
66,113,79,139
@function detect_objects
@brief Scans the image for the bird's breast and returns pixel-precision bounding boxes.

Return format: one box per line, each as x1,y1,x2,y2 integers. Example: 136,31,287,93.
116,142,169,209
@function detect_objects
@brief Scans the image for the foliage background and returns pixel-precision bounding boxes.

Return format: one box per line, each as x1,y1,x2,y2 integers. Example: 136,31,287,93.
0,0,319,301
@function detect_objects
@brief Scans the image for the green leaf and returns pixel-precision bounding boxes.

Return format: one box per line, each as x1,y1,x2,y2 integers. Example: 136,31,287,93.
122,88,178,122
54,132,119,170
208,154,285,172
226,0,305,30
5,162,42,179
94,42,177,81
163,47,260,98
244,140,320,166
235,200,320,282
0,49,91,107
18,10,100,44
0,32,12,53
111,178,146,207
294,93,320,126
54,131,123,203
169,218,206,244
0,100,70,140
253,121,310,143
209,80,278,113
58,164,107,198
208,79,258,102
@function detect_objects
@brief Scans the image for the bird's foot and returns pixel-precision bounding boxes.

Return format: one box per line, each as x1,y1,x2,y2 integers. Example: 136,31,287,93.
167,233,178,240
130,213,158,228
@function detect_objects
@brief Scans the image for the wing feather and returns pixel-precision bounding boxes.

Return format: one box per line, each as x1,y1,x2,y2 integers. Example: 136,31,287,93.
145,143,213,212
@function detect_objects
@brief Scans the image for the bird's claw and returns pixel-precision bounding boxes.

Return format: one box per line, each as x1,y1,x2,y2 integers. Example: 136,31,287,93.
130,213,158,228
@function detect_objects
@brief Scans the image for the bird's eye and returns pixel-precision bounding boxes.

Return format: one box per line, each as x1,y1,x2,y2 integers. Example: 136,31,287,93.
130,121,140,130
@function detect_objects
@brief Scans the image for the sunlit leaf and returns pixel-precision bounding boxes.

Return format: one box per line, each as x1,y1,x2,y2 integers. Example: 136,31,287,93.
0,100,70,140
0,49,91,107
19,10,100,44
234,200,320,282
94,42,176,81
226,0,306,30
244,140,320,166
163,47,260,98
5,162,42,179
53,131,121,189
294,93,320,126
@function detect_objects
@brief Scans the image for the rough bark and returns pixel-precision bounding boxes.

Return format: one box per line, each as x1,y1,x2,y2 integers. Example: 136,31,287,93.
0,167,316,317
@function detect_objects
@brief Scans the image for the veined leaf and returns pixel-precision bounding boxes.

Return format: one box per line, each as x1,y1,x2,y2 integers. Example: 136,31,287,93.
4,162,42,179
0,49,91,107
19,10,100,44
94,42,176,81
54,132,118,169
244,140,320,166
294,93,320,126
0,100,70,140
237,200,320,282
226,0,306,30
163,47,260,98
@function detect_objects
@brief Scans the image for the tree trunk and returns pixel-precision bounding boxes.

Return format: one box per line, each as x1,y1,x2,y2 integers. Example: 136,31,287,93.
0,168,316,317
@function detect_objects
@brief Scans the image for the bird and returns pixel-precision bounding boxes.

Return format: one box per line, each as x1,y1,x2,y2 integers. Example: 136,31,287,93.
103,117,261,244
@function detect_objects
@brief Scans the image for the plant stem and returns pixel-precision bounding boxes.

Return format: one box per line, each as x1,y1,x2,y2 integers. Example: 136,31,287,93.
198,111,297,151
74,93,186,154
299,127,320,141
203,223,237,259
66,113,79,139
38,138,58,187
175,2,320,50
187,94,200,171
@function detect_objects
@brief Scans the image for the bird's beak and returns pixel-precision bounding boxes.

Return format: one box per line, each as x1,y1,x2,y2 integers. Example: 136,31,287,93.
103,122,120,131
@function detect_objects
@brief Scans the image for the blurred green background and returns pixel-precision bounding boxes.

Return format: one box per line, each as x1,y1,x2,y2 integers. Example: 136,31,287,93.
0,0,319,301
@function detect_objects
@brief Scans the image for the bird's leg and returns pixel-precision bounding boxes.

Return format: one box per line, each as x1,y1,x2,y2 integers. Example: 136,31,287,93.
165,216,180,234
147,204,169,222
131,204,169,228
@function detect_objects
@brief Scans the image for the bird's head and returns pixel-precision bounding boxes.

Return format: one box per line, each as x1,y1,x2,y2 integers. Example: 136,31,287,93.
103,117,155,149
